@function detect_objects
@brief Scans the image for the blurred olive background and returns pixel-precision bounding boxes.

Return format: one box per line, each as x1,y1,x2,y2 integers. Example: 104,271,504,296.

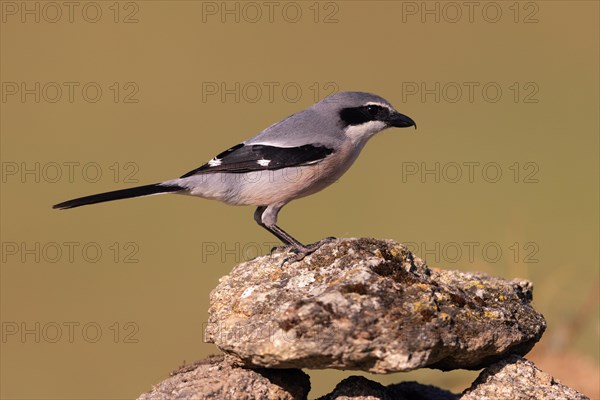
1,1,598,399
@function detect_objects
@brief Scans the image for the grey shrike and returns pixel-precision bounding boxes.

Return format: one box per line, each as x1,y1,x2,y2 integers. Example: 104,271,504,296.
54,91,416,261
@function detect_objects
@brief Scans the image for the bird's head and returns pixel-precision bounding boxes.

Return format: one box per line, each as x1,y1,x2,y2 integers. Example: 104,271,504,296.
316,91,416,142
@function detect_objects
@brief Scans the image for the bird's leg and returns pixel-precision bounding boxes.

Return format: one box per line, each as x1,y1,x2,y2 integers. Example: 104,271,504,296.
254,206,334,264
254,206,307,252
267,225,307,253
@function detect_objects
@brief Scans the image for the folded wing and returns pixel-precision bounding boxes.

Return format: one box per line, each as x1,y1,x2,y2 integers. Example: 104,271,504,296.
180,143,334,178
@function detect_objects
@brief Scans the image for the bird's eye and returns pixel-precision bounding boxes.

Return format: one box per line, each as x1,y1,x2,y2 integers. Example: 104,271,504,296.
366,105,380,116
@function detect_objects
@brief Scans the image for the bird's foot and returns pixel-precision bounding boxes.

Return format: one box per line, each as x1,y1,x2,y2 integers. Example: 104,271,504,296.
281,236,337,266
270,244,292,255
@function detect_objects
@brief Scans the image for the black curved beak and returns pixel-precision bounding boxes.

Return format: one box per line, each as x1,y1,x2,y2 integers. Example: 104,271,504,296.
389,112,416,129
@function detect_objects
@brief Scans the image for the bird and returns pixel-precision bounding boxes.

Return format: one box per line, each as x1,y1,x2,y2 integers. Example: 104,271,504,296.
53,91,416,262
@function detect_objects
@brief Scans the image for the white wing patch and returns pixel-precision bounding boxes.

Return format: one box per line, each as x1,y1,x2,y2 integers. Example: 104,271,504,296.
208,158,222,167
257,159,271,167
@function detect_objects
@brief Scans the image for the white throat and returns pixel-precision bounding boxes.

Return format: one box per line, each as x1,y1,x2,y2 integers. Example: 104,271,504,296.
344,120,387,144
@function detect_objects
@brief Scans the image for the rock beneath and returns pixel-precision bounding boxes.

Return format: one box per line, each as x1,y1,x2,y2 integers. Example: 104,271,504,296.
461,355,590,400
317,376,459,400
388,381,460,400
316,356,588,400
205,238,546,373
136,355,310,400
317,376,391,400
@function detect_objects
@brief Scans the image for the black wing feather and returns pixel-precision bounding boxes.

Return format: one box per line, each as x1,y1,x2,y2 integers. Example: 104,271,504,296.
181,143,334,178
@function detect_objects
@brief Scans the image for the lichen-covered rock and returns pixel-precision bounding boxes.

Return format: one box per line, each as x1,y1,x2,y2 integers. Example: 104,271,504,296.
205,238,546,373
317,376,459,400
461,355,590,400
136,355,310,400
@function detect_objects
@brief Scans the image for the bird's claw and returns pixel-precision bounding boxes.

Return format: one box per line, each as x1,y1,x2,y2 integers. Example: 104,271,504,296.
270,244,291,255
280,236,337,266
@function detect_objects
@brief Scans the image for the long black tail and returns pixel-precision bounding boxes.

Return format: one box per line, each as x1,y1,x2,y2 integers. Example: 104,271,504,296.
53,183,183,210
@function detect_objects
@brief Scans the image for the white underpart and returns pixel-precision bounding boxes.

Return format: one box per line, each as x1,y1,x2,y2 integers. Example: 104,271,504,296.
257,159,271,167
344,120,387,142
208,158,222,167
